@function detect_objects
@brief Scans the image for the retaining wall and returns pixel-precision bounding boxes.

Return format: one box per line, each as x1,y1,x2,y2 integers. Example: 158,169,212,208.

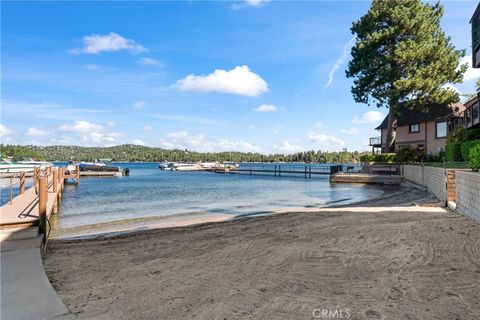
402,165,479,223
456,171,480,222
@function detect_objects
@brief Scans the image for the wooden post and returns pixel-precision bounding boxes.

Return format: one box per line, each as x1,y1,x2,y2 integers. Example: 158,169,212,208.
9,177,13,204
53,169,58,193
19,171,26,194
309,166,312,178
38,176,47,235
75,165,80,184
305,165,307,179
279,165,281,177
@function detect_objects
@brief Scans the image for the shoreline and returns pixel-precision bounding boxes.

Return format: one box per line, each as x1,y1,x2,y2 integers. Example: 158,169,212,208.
43,186,480,320
50,184,436,241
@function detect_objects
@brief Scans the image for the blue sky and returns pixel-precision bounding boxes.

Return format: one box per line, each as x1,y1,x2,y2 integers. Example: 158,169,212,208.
1,0,479,153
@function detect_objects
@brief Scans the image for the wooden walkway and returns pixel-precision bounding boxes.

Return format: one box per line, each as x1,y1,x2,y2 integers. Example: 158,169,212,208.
1,167,78,232
210,164,343,178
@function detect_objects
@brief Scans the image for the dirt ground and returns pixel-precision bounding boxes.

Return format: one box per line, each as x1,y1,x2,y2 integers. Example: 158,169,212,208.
44,187,480,320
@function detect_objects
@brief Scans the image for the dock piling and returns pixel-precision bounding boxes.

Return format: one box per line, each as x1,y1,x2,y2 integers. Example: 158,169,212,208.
38,176,47,235
19,172,26,195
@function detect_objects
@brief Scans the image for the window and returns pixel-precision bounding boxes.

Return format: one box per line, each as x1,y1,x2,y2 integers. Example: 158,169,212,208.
436,121,447,139
409,123,420,133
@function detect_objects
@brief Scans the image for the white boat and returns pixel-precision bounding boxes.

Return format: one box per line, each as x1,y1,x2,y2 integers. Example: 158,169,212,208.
0,158,52,174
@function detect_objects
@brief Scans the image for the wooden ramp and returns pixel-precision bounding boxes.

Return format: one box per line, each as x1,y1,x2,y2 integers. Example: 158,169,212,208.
1,167,75,242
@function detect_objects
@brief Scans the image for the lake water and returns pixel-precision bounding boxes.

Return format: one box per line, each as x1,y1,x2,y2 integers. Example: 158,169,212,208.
41,162,386,231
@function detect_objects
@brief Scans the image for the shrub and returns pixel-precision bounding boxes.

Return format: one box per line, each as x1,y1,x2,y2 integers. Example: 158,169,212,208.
359,154,374,162
445,142,462,161
396,146,426,164
373,153,396,163
466,128,480,141
469,144,480,171
460,140,480,161
447,126,468,143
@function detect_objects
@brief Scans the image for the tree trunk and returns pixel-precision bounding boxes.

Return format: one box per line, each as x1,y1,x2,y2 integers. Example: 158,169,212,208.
385,106,397,153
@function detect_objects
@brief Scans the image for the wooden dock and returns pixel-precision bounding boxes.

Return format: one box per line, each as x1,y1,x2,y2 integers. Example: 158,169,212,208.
210,164,343,178
0,166,79,243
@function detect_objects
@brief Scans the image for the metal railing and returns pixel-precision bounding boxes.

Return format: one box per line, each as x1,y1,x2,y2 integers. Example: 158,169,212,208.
369,137,382,146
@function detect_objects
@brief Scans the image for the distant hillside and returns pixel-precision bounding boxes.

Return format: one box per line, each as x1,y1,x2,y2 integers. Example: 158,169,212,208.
1,144,367,163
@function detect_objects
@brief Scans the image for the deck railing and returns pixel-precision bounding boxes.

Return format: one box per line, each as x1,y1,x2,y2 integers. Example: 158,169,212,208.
369,137,382,146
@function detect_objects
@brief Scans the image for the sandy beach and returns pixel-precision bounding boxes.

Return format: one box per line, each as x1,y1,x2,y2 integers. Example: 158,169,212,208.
43,187,480,320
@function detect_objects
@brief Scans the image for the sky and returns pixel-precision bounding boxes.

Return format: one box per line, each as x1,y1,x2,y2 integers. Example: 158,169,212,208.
1,0,479,154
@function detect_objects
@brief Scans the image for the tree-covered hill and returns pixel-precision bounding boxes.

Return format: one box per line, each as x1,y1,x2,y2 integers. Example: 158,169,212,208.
1,144,368,163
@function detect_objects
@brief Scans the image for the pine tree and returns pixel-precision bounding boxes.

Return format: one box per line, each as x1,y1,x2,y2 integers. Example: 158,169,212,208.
346,0,467,152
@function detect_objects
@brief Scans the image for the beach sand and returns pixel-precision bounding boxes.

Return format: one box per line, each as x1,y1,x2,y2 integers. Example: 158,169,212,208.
43,187,480,320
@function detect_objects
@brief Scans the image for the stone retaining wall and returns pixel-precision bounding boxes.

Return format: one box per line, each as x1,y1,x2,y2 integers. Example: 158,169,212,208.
456,171,480,222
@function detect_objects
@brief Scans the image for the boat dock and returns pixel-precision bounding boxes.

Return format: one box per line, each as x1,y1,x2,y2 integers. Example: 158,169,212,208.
210,164,343,178
1,166,78,239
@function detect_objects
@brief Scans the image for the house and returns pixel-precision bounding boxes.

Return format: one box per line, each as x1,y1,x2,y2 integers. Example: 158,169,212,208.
471,2,480,68
369,102,465,154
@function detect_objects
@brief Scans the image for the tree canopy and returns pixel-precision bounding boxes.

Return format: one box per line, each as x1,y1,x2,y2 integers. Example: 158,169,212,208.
346,0,466,110
0,144,369,164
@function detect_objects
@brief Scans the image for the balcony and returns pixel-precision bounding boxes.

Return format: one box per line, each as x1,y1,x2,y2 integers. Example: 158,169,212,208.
464,99,480,129
369,137,382,147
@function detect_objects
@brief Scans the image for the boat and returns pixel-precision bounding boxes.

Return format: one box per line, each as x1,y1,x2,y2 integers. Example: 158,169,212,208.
0,158,52,174
72,160,130,176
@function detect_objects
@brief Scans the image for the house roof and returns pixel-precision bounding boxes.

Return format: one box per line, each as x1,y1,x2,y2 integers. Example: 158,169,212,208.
470,2,480,23
375,102,465,130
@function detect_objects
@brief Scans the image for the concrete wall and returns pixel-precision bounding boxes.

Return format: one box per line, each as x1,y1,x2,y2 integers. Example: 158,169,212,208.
456,171,480,222
403,165,447,202
403,165,424,186
423,166,447,202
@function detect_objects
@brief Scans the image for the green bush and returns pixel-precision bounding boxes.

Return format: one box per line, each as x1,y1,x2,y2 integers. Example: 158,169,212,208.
445,142,462,161
469,144,480,171
396,146,426,164
359,153,396,163
460,140,480,161
375,153,396,163
447,126,468,143
466,128,480,141
359,154,374,162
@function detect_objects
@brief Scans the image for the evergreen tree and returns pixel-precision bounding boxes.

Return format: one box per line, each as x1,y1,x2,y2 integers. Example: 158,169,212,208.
346,0,466,152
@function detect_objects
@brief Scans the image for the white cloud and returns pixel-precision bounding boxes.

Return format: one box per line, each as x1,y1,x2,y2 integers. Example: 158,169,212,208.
132,139,146,146
341,127,359,135
176,65,268,96
325,37,355,88
167,131,189,139
26,127,49,137
138,57,164,67
309,133,345,150
133,100,148,109
162,131,261,153
248,125,256,130
443,83,460,94
253,104,277,113
0,124,12,137
232,0,269,10
246,0,269,6
58,120,119,145
106,121,115,127
460,55,480,82
353,111,385,124
315,122,323,128
273,141,301,153
70,32,147,54
58,120,103,133
142,125,153,131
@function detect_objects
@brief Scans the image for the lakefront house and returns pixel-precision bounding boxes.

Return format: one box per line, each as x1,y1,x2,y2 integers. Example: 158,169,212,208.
369,102,466,154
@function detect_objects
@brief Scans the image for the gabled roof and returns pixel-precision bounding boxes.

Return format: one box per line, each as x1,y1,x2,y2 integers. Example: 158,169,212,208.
470,2,480,23
375,102,465,130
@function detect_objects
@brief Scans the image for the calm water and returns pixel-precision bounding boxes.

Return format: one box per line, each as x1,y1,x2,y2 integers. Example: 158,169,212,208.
43,162,385,230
